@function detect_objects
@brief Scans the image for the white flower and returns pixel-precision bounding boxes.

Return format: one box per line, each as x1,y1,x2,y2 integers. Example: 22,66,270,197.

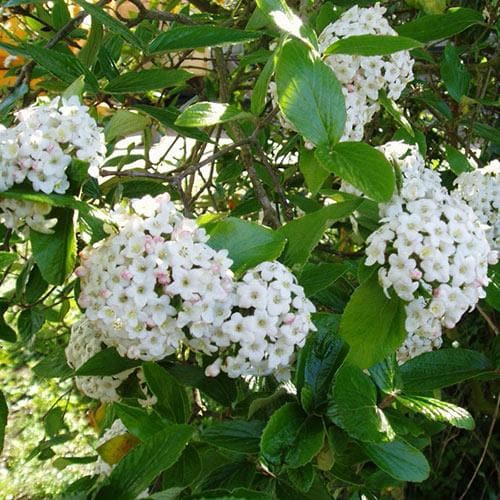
318,3,414,142
214,262,316,380
454,160,499,248
78,194,235,362
361,142,496,362
0,96,106,235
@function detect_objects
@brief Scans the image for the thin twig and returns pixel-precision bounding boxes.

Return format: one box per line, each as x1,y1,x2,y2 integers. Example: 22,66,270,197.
459,395,500,500
477,305,498,336
213,48,280,228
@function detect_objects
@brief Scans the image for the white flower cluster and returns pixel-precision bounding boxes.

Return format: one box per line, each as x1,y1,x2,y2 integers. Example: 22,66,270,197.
0,96,105,235
0,198,57,234
318,3,414,141
0,96,105,194
75,194,316,380
453,160,499,249
65,319,132,402
203,261,316,381
77,193,235,362
364,142,497,362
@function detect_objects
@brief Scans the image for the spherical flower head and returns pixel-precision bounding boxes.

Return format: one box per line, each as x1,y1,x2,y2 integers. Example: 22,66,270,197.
317,3,414,141
454,159,499,248
202,261,316,380
362,142,494,362
65,319,132,401
78,194,235,361
0,96,105,197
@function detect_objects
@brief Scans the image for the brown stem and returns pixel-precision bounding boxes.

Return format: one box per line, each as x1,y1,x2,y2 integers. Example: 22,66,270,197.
213,48,281,228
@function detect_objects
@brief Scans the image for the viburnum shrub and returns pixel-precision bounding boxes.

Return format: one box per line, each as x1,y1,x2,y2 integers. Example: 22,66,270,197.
0,1,498,498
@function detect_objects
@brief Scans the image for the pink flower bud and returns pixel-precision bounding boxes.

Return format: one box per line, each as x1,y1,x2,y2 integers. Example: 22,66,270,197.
78,294,90,308
121,270,133,280
155,272,170,285
411,269,422,280
99,288,111,299
74,266,87,277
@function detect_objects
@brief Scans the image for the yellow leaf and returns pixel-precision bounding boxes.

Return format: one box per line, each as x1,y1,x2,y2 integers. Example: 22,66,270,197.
97,433,140,465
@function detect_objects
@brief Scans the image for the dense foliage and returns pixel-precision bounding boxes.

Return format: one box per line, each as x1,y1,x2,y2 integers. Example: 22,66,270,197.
0,0,498,498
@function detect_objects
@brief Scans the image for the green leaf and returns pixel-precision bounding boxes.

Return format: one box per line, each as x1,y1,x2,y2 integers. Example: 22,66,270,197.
24,44,89,86
53,456,98,471
287,463,315,493
44,407,65,437
440,44,470,102
25,265,49,304
208,217,286,275
298,263,349,297
329,363,394,443
260,403,324,469
52,0,71,28
75,347,141,376
298,148,329,196
369,355,403,395
339,272,407,369
78,17,103,68
251,54,275,116
30,208,76,285
75,0,143,49
315,142,395,203
33,349,73,378
400,348,493,393
473,123,500,146
379,91,414,137
0,390,7,452
143,362,190,423
133,104,210,142
445,144,473,174
395,7,483,43
295,313,347,413
256,0,318,50
175,102,252,128
202,420,265,453
485,262,500,312
276,198,362,268
98,425,193,499
114,403,169,441
105,110,151,142
148,487,185,500
17,307,45,340
0,303,16,341
361,439,430,482
0,251,17,270
162,445,201,489
149,25,261,53
325,34,422,56
396,395,474,430
276,39,345,147
105,69,192,94
62,77,86,101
